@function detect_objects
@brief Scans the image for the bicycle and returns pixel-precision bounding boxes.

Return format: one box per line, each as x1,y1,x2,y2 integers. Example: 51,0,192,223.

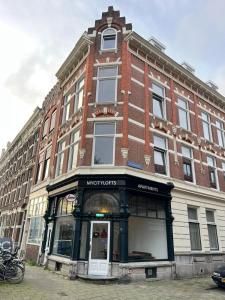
0,247,25,283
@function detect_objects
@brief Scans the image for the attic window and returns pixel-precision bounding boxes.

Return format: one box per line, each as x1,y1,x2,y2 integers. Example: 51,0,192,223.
101,28,117,50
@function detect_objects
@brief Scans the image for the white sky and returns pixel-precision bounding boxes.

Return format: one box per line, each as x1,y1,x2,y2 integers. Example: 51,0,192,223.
0,0,225,151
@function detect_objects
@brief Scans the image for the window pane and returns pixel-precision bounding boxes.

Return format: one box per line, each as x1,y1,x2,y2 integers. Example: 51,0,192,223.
98,67,117,77
53,216,74,257
207,156,214,167
189,222,202,250
206,210,215,223
201,112,208,122
154,150,165,165
178,98,187,109
50,111,56,131
98,79,116,103
179,109,188,130
79,222,88,260
95,123,115,135
153,98,163,118
188,207,197,220
217,129,224,147
154,135,166,149
68,143,78,170
71,131,80,143
94,137,114,164
152,83,164,97
183,163,192,177
103,35,116,49
103,28,116,35
182,146,192,158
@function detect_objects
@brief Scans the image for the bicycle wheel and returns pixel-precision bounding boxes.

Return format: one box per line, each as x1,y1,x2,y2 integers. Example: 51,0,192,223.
6,263,24,284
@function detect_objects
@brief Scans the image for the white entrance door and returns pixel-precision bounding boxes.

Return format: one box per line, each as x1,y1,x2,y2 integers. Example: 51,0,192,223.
88,221,110,276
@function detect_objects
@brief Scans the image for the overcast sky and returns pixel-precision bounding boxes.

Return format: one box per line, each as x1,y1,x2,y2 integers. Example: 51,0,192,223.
1,0,225,151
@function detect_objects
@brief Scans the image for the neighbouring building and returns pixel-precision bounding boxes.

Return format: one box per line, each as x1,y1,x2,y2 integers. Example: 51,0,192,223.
3,6,225,281
0,108,41,250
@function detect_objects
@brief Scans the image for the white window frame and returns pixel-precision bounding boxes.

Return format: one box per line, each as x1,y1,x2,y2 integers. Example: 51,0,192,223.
67,130,80,171
55,140,66,177
92,122,116,166
96,66,118,104
74,77,84,113
207,156,219,190
153,135,169,176
222,162,225,180
152,82,166,120
62,94,71,124
201,111,212,141
177,98,191,131
181,145,195,183
101,28,117,51
215,120,225,148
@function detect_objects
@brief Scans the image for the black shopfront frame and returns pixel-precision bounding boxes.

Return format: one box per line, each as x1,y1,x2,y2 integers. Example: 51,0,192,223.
42,174,175,263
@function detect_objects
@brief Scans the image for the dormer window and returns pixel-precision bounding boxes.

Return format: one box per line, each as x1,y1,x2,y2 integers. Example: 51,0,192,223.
101,28,117,50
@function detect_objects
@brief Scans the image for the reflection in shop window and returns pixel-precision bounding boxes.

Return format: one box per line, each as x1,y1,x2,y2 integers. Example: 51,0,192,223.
83,191,119,214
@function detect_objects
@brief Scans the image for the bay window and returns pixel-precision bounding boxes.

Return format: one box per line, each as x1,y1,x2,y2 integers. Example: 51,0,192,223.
153,135,167,175
93,123,115,165
96,67,117,104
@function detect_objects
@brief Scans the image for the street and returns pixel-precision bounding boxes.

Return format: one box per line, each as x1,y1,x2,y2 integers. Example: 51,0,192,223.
0,265,225,300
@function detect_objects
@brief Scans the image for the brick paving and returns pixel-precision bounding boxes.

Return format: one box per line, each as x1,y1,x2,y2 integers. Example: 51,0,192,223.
1,265,225,300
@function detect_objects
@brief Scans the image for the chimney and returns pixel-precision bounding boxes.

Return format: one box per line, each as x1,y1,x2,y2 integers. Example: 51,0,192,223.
148,36,166,52
206,80,218,91
181,61,195,74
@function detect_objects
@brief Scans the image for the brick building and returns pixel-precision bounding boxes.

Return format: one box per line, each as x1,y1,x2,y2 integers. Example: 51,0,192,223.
0,108,41,249
21,6,225,280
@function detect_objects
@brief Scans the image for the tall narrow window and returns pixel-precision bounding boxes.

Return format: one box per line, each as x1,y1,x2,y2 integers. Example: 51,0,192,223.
36,152,45,183
74,78,84,113
207,156,217,189
96,67,117,104
152,83,165,119
181,146,194,182
42,147,51,180
68,130,80,171
202,112,211,141
62,94,71,123
101,28,117,50
215,120,225,147
42,118,49,138
178,98,190,130
93,123,115,165
222,162,225,180
49,110,56,132
206,210,219,251
153,135,167,175
55,140,66,177
188,207,202,251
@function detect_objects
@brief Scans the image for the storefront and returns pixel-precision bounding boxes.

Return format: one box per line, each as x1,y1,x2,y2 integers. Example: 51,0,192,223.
42,174,175,280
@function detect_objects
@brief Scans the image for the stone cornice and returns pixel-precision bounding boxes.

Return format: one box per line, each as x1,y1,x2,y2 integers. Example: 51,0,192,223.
56,33,93,81
125,31,225,109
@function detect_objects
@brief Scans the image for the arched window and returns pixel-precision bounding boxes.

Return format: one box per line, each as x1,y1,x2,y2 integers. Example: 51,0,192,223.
83,191,119,214
101,28,117,50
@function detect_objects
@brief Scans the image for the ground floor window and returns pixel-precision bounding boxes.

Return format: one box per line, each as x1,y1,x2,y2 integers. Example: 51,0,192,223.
28,216,43,244
52,216,74,257
128,193,168,261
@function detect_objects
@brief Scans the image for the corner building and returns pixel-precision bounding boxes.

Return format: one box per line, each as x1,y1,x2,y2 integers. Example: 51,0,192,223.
32,7,225,280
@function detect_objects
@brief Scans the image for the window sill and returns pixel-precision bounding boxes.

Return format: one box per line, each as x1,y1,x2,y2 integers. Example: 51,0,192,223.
99,49,117,54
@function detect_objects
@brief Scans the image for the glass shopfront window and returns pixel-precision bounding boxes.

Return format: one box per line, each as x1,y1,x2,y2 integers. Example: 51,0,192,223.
52,195,75,257
83,191,119,214
128,194,168,261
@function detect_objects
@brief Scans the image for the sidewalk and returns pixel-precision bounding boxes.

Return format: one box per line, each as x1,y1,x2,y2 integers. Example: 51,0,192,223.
0,265,225,300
